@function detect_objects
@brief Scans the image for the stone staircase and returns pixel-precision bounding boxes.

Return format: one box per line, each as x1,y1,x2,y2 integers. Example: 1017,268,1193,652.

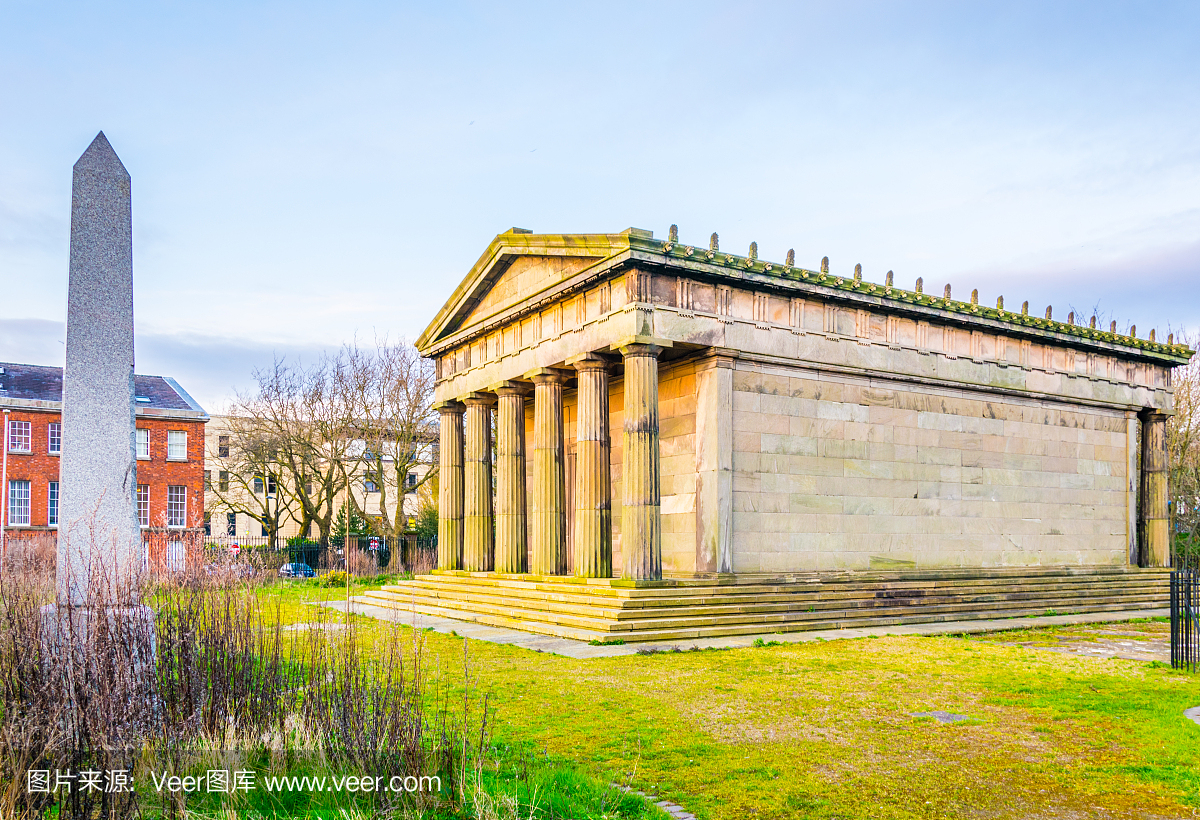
360,566,1171,643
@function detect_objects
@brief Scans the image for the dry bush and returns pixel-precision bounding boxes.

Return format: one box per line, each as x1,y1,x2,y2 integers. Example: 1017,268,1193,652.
0,546,469,819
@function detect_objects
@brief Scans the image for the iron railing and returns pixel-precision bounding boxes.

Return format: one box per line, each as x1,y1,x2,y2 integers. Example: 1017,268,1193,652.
205,535,437,577
1170,569,1198,672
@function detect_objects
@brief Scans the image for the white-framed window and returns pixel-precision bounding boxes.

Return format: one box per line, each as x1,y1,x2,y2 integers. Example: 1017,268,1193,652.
8,480,30,525
48,481,59,527
47,422,61,454
137,484,150,528
167,485,186,527
165,540,186,572
7,420,31,453
364,479,378,493
167,431,187,460
136,428,150,459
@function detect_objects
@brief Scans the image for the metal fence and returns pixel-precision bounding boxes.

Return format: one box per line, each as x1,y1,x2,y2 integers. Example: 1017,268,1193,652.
1171,569,1199,672
204,535,437,577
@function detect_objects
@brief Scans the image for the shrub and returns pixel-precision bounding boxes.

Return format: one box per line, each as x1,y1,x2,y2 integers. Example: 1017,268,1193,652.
320,569,349,588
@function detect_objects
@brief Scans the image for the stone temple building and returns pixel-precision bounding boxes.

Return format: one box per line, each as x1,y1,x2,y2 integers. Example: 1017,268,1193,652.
365,227,1192,643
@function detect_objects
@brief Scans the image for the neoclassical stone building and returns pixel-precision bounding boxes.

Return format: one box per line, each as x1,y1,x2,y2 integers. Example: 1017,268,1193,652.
416,227,1190,585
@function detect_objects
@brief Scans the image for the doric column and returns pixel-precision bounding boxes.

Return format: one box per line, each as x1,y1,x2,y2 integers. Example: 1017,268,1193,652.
463,393,495,572
1140,410,1169,567
529,369,567,575
493,382,528,574
436,401,465,571
619,342,665,580
571,354,612,578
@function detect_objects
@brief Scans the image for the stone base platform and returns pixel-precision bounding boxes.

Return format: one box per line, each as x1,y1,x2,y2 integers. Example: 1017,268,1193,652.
361,566,1170,644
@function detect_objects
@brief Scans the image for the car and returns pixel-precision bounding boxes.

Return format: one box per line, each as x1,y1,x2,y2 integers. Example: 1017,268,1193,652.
278,562,316,579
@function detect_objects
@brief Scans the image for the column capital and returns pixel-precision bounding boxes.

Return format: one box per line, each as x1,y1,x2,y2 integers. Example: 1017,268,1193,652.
695,347,740,372
567,352,611,372
462,392,497,407
525,367,571,385
489,380,531,396
433,399,466,415
613,335,673,357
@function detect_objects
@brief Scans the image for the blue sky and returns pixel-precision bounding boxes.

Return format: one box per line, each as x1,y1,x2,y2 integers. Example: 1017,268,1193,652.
2,1,1198,411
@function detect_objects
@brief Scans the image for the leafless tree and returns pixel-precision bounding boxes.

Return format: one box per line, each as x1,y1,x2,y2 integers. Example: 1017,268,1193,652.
337,339,438,537
210,357,354,543
1169,335,1199,568
204,413,295,545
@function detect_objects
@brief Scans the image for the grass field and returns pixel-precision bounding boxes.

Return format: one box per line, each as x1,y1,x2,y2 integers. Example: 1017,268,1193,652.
279,578,1200,820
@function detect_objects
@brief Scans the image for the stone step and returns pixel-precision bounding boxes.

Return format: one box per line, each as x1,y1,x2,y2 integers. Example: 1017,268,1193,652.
368,580,1165,622
405,567,1169,598
364,595,1164,644
385,576,1166,612
363,587,1164,635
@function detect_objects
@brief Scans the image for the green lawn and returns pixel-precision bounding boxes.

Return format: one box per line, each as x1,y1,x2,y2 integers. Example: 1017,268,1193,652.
274,578,1200,819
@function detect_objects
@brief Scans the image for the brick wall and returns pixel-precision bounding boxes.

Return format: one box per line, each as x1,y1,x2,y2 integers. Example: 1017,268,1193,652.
3,409,206,533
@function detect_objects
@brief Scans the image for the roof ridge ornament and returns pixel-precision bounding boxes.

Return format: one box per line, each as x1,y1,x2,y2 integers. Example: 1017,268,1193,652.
709,233,719,251
786,249,795,267
821,256,829,274
853,264,862,283
669,224,678,242
748,241,757,260
885,270,893,287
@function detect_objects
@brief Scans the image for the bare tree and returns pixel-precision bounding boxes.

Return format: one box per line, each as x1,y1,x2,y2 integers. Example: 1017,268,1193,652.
1169,335,1199,568
204,415,295,545
337,339,438,537
213,357,355,543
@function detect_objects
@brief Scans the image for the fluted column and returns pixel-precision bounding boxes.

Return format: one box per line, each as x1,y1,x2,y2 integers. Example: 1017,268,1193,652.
463,393,495,572
494,382,528,574
436,401,465,571
1141,411,1169,567
620,343,664,580
529,369,567,575
572,354,612,577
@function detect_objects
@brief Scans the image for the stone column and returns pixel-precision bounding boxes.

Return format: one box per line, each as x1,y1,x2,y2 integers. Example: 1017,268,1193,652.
620,343,665,580
57,132,142,606
695,350,736,575
493,383,528,574
1141,410,1170,567
571,354,612,578
463,393,495,572
529,369,567,575
436,401,466,571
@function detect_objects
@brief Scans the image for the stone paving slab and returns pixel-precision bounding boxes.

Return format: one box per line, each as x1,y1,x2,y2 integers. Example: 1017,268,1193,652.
321,598,1169,659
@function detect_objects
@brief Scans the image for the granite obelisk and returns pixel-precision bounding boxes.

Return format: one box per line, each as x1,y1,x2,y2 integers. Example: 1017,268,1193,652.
56,132,142,606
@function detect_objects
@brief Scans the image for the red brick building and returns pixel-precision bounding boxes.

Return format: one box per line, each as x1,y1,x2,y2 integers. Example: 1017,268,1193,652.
1,362,208,564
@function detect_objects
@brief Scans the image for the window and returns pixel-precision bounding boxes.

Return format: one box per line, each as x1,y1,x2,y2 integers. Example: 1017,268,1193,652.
204,512,211,536
219,470,229,492
203,470,211,490
167,431,187,460
167,486,186,527
267,475,276,495
226,512,236,536
136,428,150,459
7,420,31,453
364,479,378,493
253,475,264,493
48,482,59,527
261,520,269,537
217,435,230,458
48,422,61,454
137,485,150,527
165,540,186,571
406,472,417,489
8,480,30,525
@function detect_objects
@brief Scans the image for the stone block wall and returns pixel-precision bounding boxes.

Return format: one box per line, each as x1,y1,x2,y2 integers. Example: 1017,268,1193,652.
729,362,1132,572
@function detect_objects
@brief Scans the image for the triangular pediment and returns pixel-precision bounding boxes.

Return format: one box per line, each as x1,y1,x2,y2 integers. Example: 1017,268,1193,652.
417,228,654,353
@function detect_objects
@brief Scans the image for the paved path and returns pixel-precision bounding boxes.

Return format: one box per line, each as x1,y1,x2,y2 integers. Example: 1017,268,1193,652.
321,597,1168,660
